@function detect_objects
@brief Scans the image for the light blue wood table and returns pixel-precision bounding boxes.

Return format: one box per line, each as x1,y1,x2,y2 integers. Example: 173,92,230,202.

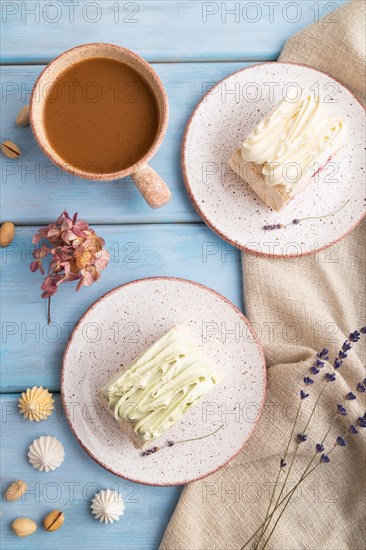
0,1,348,548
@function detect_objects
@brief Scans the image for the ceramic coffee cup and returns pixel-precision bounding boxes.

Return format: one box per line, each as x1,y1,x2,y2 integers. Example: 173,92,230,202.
30,43,171,209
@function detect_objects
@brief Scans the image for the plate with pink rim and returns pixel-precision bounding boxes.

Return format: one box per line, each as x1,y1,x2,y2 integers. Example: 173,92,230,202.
182,62,366,257
61,277,266,486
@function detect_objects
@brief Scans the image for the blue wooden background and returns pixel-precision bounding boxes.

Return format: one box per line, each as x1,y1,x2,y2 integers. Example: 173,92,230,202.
0,1,348,548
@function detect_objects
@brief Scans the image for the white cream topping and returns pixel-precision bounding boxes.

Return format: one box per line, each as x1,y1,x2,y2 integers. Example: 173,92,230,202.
100,325,224,444
240,89,348,192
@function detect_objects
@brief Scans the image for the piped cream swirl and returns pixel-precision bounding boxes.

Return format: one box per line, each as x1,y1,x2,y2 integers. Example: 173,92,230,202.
240,89,348,192
100,325,223,444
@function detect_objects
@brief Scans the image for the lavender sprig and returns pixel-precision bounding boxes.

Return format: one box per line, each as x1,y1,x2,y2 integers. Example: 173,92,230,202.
140,424,224,457
243,327,366,550
255,346,333,544
242,421,361,550
259,410,366,540
258,420,363,550
262,200,349,231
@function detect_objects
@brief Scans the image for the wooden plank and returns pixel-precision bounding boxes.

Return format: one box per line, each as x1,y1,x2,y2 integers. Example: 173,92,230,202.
0,224,243,392
1,1,348,63
1,61,254,224
0,393,182,549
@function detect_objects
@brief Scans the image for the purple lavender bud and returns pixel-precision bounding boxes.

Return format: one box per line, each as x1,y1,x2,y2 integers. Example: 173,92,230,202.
334,358,343,369
342,341,352,352
349,330,360,342
336,436,346,446
337,405,347,416
166,440,174,447
280,458,287,468
320,454,330,463
300,390,309,399
347,392,356,400
263,223,284,230
360,326,366,334
297,433,307,443
292,219,300,225
304,377,314,385
326,372,336,382
317,348,329,360
316,443,324,453
338,351,348,359
141,446,159,456
356,383,366,393
310,366,320,375
316,359,325,368
357,417,366,428
349,425,358,434
363,378,366,385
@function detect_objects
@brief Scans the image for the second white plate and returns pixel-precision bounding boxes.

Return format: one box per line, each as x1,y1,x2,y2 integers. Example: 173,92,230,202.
182,62,365,257
61,278,266,485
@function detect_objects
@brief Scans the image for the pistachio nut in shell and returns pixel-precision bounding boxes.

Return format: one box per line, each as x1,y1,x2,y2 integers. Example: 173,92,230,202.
11,517,37,537
5,480,27,501
44,510,64,531
0,222,15,247
16,105,30,127
1,141,21,158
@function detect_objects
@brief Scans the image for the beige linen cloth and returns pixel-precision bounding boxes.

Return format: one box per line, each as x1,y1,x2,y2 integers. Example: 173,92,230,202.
160,1,366,549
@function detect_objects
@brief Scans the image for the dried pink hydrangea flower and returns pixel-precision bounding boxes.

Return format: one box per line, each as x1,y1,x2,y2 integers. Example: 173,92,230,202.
30,211,110,304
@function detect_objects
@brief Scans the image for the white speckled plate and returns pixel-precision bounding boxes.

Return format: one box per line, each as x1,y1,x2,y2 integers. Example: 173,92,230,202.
61,278,266,486
182,62,366,257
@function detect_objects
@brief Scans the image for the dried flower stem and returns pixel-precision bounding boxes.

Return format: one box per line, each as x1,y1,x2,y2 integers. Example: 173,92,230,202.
47,297,51,325
140,424,224,457
276,378,328,494
263,199,350,231
256,412,340,548
171,424,224,446
260,468,316,550
286,199,350,227
241,462,319,549
255,378,332,549
257,399,303,542
242,428,350,550
260,431,351,550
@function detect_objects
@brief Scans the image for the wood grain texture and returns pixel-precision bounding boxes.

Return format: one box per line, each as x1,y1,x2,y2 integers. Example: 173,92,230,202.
1,1,347,63
1,62,254,224
1,224,243,392
0,393,182,549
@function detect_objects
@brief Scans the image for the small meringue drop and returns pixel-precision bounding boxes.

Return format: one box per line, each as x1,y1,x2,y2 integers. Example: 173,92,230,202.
28,435,65,472
91,488,125,524
18,386,54,422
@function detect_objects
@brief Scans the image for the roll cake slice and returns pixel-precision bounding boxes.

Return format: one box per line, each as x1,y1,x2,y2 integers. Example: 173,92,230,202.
100,324,224,449
229,88,348,211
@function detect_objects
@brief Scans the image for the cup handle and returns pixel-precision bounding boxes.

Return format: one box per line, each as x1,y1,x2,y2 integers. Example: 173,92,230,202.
131,164,171,208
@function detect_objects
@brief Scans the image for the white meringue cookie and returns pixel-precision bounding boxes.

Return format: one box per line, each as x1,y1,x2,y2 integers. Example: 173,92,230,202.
91,488,125,524
28,435,65,472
